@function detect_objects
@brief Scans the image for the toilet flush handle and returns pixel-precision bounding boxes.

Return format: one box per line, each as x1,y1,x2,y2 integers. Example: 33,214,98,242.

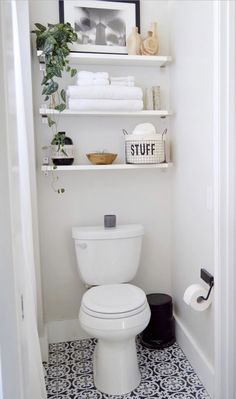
77,242,87,249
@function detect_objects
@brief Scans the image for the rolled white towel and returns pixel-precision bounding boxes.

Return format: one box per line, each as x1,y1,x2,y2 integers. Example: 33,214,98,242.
67,85,143,100
77,71,94,79
77,71,109,80
110,75,135,82
95,72,109,79
68,98,143,111
76,79,109,86
110,81,135,87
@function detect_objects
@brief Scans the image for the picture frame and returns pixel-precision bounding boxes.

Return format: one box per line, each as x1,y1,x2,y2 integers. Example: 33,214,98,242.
59,0,140,54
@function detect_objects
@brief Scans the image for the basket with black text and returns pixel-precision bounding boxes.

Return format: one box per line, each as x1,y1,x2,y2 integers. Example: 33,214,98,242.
124,129,167,164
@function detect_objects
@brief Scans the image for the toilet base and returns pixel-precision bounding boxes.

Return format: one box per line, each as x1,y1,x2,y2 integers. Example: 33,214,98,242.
93,337,141,395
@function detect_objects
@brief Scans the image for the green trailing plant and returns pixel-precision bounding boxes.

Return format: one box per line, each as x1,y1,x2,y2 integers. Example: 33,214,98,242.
32,22,78,126
51,168,65,194
32,22,78,194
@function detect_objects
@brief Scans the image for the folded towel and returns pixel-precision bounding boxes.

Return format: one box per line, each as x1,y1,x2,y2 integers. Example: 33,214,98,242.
67,85,143,100
76,79,109,86
110,81,135,87
68,99,143,111
77,71,109,80
110,76,135,82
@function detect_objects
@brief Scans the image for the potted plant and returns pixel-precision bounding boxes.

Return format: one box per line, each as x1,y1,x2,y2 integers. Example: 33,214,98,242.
32,22,77,117
50,131,74,166
32,22,78,192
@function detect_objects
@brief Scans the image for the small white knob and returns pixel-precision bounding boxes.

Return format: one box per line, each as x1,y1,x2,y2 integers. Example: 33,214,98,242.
78,242,87,249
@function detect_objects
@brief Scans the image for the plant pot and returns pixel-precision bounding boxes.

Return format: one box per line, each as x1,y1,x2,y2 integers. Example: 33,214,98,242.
51,132,75,166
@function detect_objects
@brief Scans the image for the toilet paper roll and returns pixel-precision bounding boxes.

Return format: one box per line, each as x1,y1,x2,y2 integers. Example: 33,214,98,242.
183,284,212,312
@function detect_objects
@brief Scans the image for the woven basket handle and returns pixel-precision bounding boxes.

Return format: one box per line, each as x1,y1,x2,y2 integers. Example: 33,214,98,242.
162,128,168,139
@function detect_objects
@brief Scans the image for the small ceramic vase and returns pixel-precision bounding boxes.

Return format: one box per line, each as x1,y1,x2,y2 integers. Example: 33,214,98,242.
127,27,142,55
141,23,160,56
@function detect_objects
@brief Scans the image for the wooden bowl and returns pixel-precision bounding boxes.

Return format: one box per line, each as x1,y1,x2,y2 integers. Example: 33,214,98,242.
86,153,117,165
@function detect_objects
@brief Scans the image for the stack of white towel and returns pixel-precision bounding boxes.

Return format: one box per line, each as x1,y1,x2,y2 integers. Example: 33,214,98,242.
67,71,143,112
76,71,109,86
110,76,135,87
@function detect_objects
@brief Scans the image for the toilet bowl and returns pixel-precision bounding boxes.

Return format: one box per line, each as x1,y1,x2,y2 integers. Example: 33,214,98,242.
79,284,151,395
72,224,150,395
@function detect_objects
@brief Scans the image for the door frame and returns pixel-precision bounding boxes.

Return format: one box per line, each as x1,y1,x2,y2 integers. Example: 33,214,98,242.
213,1,236,398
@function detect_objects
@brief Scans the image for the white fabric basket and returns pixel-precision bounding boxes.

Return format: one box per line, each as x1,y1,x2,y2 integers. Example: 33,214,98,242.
125,133,166,164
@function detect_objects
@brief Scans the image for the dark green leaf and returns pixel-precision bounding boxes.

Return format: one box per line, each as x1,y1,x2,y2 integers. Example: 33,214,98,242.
42,85,48,95
70,68,77,78
55,103,66,112
44,95,49,101
35,23,46,32
43,36,57,54
45,80,58,95
60,89,66,103
42,75,49,85
61,188,65,193
48,117,56,127
53,66,62,78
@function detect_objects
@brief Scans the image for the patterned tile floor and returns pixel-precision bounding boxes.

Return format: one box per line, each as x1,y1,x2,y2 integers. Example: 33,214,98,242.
44,338,210,399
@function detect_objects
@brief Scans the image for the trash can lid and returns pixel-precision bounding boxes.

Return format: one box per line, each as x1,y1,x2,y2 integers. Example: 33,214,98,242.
147,293,172,310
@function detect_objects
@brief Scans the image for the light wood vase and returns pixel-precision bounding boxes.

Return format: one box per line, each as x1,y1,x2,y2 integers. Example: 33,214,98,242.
127,27,142,55
141,23,160,56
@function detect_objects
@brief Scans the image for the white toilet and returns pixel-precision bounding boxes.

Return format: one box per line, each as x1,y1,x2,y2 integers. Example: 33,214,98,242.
72,224,151,396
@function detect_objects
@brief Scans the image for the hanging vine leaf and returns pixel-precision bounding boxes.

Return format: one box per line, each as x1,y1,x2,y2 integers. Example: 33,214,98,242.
60,89,66,103
48,117,56,127
55,103,66,112
70,68,77,78
45,80,59,95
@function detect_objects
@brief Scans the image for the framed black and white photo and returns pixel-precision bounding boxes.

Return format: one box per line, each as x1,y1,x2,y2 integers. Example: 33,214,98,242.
59,0,140,54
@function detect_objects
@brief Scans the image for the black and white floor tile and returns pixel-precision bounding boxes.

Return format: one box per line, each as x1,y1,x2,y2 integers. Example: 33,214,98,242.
44,338,210,399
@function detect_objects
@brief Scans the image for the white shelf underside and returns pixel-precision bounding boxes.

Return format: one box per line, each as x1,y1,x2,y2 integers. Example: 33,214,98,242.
41,163,172,172
39,109,172,117
37,51,172,67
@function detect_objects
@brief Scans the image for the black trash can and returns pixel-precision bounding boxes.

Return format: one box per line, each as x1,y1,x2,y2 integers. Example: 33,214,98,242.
140,293,175,349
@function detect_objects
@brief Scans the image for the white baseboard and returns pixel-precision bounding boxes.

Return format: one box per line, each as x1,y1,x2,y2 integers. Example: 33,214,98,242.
174,314,214,398
47,318,89,344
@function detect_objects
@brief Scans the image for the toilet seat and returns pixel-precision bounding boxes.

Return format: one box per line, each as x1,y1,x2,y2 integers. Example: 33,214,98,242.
81,284,147,319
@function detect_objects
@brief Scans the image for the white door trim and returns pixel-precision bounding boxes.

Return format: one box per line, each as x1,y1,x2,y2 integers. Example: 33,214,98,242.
213,1,236,398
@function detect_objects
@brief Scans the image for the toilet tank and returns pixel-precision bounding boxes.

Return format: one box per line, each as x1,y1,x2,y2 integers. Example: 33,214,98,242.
72,224,144,286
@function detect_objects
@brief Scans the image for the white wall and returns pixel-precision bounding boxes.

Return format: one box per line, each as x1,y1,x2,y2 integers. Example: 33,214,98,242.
29,0,172,336
169,0,214,394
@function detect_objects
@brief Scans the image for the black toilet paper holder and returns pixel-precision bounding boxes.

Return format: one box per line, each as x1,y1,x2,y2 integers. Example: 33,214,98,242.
198,268,214,302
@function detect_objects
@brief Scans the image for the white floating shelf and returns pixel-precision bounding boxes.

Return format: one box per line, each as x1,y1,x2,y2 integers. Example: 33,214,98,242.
37,51,172,67
41,163,172,172
39,108,172,117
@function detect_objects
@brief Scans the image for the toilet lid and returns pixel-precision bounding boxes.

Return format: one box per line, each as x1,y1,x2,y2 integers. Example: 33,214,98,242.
82,284,146,317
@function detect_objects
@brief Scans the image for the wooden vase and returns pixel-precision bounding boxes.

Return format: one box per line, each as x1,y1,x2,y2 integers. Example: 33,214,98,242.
141,23,160,56
127,27,141,55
